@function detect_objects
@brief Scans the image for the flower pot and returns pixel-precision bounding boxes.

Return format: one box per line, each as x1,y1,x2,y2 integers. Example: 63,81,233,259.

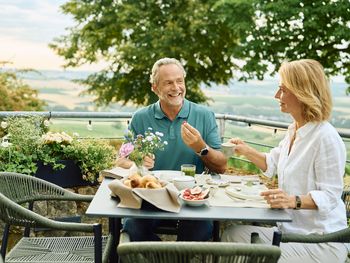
35,160,97,188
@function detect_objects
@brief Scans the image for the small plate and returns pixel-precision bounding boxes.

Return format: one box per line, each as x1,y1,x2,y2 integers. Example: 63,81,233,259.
206,178,230,187
152,170,183,182
225,186,263,201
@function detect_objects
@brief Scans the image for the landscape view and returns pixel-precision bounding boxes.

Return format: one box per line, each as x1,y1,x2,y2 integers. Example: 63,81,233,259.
18,69,350,174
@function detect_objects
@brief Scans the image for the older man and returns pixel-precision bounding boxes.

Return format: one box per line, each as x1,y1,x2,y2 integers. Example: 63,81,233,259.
122,57,227,241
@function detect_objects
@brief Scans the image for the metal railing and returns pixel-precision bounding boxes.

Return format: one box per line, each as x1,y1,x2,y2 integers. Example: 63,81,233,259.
1,111,349,164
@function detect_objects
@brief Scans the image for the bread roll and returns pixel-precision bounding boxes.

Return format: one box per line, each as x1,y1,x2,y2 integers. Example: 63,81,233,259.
145,181,162,189
140,175,158,188
129,173,142,188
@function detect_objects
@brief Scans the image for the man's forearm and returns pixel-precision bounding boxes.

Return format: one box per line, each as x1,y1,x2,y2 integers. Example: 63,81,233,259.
201,148,227,174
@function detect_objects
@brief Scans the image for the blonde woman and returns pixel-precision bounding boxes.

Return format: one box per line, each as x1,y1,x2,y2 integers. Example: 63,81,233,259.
222,59,348,262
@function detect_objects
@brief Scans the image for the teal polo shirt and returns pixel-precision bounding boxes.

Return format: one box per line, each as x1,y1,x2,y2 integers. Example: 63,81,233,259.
129,99,221,173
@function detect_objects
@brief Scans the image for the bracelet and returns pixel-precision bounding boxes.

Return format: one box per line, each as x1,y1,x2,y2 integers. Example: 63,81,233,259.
294,195,302,210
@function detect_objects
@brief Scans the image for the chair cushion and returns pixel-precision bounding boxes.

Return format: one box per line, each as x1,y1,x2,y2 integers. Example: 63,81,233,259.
5,236,108,263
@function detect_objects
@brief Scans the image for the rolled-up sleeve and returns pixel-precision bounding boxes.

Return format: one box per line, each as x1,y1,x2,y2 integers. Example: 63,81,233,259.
309,132,346,215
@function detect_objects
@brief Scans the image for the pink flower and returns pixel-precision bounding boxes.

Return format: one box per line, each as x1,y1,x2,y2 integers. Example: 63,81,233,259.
119,142,134,158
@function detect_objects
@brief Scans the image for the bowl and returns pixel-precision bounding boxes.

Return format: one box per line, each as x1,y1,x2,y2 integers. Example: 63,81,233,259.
179,194,209,207
179,188,209,207
173,176,196,190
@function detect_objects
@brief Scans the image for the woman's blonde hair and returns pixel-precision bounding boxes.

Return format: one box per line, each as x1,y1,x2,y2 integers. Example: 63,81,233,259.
278,59,332,122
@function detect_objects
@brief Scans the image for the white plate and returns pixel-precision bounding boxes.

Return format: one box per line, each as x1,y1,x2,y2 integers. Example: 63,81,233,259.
152,170,183,182
225,186,263,201
206,178,230,187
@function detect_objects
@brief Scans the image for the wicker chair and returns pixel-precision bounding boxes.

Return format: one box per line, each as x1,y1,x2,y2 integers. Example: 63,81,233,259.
117,232,281,263
272,227,350,246
0,172,113,263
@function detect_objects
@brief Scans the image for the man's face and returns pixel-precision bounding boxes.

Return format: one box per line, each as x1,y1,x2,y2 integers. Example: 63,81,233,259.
152,63,186,108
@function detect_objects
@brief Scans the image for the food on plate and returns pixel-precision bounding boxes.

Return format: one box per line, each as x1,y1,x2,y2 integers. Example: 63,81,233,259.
182,187,209,200
123,174,163,189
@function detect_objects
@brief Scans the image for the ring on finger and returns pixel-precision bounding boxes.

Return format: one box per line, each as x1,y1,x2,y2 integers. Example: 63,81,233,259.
273,194,277,199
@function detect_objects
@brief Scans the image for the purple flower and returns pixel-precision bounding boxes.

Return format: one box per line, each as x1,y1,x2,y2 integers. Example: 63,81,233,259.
119,142,134,158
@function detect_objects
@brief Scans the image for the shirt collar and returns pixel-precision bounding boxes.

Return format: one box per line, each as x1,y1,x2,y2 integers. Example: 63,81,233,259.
154,99,190,120
288,122,317,139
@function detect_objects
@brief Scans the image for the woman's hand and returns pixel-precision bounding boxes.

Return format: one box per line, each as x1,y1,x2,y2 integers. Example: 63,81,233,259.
143,154,155,169
228,138,248,155
260,189,296,209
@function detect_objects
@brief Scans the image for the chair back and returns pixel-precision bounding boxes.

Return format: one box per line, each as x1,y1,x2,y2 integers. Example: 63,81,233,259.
0,172,79,204
118,241,281,263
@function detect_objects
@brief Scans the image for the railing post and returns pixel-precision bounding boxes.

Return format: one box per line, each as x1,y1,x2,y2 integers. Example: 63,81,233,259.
219,117,225,142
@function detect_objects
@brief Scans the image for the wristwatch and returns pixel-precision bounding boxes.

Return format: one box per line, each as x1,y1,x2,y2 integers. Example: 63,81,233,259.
294,195,302,210
196,145,209,156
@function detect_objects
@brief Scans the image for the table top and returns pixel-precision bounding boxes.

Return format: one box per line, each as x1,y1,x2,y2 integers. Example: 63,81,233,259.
86,178,292,223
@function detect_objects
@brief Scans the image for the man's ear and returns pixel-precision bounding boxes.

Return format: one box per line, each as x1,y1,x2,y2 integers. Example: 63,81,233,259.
151,84,158,94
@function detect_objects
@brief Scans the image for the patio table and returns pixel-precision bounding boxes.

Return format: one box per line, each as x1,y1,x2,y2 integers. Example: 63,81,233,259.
86,178,292,263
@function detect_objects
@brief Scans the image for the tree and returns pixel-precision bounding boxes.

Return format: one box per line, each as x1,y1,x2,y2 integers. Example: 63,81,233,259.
50,0,254,105
51,0,350,106
240,0,350,93
0,69,46,111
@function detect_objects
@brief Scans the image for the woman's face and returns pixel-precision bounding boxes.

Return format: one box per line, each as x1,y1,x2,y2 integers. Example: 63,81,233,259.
274,84,303,117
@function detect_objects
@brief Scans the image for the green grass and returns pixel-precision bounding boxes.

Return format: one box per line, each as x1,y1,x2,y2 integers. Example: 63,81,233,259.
49,119,128,138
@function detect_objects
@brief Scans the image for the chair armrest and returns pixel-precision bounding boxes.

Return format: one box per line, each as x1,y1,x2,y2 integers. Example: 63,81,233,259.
273,228,350,246
0,193,95,233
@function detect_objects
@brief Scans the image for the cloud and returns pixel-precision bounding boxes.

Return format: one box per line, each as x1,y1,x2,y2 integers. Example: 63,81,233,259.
0,0,106,70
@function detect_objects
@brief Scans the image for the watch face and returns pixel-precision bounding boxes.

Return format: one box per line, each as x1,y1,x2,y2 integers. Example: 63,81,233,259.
201,148,209,156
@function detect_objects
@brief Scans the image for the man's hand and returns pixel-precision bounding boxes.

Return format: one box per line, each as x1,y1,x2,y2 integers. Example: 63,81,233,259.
181,122,206,153
143,154,155,169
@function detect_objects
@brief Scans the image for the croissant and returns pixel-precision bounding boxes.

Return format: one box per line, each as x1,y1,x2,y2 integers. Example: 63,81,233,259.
129,173,142,188
145,181,162,189
140,175,158,188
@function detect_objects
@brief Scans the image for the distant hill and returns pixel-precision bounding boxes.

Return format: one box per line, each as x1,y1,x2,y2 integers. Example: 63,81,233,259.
16,69,350,131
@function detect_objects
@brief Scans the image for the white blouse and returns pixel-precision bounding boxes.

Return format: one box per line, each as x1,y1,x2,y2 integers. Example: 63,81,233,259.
264,121,347,234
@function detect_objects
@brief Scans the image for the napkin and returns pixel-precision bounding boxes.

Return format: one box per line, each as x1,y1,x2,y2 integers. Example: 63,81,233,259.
100,166,131,179
100,163,141,179
209,186,269,208
108,179,181,213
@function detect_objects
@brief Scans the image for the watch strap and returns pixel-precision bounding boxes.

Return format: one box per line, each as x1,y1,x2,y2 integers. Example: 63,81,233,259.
294,195,302,210
196,145,209,156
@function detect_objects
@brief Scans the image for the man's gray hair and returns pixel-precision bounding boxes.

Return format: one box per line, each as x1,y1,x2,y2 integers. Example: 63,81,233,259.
149,57,186,84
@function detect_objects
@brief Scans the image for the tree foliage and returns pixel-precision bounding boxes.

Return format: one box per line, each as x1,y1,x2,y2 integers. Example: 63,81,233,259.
241,0,350,94
50,0,254,105
0,68,46,111
50,0,350,106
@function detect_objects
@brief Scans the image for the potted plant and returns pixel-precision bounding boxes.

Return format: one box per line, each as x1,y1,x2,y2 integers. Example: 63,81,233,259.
0,116,116,187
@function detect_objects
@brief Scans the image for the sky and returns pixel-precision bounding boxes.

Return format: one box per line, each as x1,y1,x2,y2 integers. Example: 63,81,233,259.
0,0,104,71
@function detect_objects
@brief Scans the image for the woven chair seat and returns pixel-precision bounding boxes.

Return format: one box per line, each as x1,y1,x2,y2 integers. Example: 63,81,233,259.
5,236,109,263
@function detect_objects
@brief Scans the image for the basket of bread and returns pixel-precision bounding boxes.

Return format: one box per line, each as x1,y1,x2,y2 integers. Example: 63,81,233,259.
108,173,181,213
